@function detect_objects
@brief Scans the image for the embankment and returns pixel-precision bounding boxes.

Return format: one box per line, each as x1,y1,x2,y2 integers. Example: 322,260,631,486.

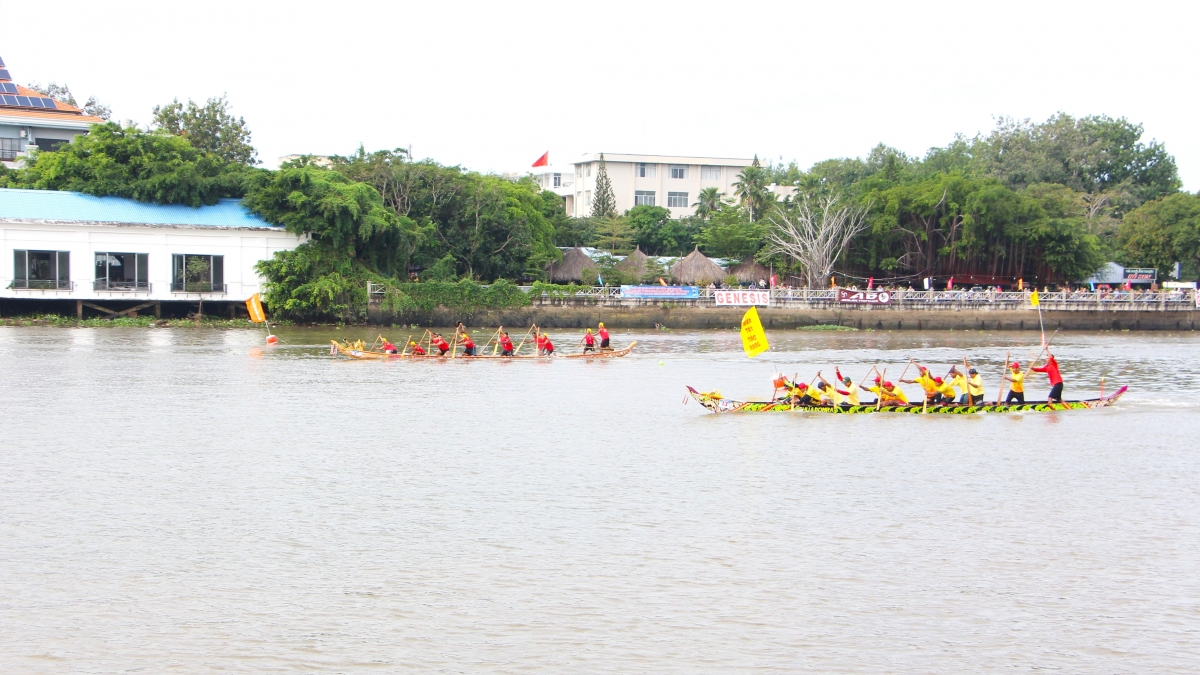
372,305,1200,331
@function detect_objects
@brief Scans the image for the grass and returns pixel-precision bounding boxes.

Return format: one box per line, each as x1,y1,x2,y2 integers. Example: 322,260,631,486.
0,313,277,328
798,324,858,331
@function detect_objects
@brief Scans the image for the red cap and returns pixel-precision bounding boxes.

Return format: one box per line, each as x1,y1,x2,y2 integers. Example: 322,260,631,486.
934,376,943,384
1011,362,1020,369
874,375,882,383
884,381,894,388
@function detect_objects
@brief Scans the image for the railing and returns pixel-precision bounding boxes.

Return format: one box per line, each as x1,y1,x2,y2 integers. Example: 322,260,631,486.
169,282,227,294
9,279,74,290
94,280,151,292
513,286,1200,311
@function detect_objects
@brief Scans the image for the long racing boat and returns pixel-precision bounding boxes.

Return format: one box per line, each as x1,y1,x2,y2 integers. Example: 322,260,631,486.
685,385,1127,414
331,340,636,360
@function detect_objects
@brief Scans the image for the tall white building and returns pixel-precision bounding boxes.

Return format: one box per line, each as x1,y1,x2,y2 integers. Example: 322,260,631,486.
0,55,105,166
570,153,753,218
531,164,575,214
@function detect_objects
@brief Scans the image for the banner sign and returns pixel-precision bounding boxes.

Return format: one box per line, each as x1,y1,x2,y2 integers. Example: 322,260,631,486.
714,290,770,306
740,306,769,358
619,285,699,299
1123,267,1157,281
837,289,892,305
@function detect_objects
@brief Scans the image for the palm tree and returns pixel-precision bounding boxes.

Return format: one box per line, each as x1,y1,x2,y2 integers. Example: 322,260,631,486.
733,155,770,221
692,187,724,220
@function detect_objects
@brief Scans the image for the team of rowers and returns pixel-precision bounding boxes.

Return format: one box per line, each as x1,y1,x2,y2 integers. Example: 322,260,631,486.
773,349,1065,407
370,322,614,357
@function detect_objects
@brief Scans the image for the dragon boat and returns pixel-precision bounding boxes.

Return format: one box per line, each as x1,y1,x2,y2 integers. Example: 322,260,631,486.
331,340,636,360
685,385,1127,415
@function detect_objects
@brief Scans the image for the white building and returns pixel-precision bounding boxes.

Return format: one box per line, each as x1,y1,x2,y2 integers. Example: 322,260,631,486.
531,164,575,214
0,56,104,166
570,153,754,218
1,188,304,313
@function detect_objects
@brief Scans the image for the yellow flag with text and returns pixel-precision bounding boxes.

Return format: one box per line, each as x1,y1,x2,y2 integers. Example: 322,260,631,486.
740,306,769,358
245,293,267,323
1029,290,1040,307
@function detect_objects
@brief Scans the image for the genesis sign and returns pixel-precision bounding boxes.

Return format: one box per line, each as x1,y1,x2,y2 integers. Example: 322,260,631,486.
714,290,770,306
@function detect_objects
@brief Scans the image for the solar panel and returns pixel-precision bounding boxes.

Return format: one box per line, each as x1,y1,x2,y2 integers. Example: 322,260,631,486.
0,83,14,94
0,69,10,80
42,98,56,109
0,57,5,67
15,96,30,106
2,95,16,106
29,98,44,108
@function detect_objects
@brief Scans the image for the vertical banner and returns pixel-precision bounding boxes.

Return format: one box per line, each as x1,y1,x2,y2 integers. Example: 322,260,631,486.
246,293,267,323
1029,290,1040,307
740,306,770,358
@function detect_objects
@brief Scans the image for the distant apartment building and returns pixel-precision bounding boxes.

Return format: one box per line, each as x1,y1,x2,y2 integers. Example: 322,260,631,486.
570,153,753,218
531,164,575,214
0,56,105,166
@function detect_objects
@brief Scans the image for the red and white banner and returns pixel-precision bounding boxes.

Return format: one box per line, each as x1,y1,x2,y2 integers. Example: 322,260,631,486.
715,290,770,306
838,289,892,305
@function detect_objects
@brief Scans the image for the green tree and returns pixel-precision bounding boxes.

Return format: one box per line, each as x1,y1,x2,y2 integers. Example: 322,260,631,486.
554,217,597,247
152,95,258,165
695,206,764,259
590,154,617,218
627,205,697,255
692,187,725,220
2,122,249,206
1119,192,1200,281
733,156,771,221
590,216,633,253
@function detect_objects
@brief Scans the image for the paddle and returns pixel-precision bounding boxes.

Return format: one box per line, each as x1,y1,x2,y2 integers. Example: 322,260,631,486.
962,356,973,405
399,333,414,357
513,325,536,356
876,368,887,410
996,351,1011,404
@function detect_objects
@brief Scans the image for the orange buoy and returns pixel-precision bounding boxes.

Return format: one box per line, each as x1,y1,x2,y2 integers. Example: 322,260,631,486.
266,335,278,345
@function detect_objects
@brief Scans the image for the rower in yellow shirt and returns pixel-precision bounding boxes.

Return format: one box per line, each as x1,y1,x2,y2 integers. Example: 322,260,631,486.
934,376,957,404
947,367,969,403
964,367,985,404
865,377,909,405
816,371,849,406
1003,362,1025,404
901,364,939,403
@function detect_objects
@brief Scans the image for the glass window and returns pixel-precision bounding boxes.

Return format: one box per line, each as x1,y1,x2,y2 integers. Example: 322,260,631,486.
171,254,225,293
94,252,149,291
670,165,688,179
667,192,689,208
635,191,656,206
11,250,70,289
586,164,592,177
701,166,721,180
636,163,657,178
553,173,562,187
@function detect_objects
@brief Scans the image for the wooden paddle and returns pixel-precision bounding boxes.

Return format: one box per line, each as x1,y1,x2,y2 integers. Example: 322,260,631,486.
996,351,1011,404
962,356,973,405
513,325,536,356
399,333,414,356
876,368,887,410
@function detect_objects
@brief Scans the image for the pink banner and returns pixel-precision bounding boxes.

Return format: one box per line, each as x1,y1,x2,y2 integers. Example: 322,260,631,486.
714,290,770,306
838,289,892,305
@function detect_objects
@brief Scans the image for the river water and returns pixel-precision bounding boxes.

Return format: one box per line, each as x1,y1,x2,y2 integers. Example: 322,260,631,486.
2,326,1198,673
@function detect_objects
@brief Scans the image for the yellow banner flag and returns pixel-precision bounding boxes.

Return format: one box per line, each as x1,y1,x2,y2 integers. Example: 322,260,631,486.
740,306,770,358
1029,290,1040,307
245,293,267,323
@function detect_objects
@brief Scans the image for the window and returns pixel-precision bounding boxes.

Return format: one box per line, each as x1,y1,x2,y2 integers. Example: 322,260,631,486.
12,250,71,289
0,138,19,161
667,192,689,208
553,173,562,187
669,165,688,179
634,191,656,206
636,163,657,178
95,252,149,291
586,164,592,177
701,166,721,180
584,190,592,209
171,254,224,293
35,138,67,153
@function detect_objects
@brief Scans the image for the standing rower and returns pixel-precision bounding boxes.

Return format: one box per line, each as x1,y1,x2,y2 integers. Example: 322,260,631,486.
1032,352,1064,403
540,333,555,356
1003,362,1025,403
597,322,611,349
581,328,597,353
834,368,861,405
456,324,476,356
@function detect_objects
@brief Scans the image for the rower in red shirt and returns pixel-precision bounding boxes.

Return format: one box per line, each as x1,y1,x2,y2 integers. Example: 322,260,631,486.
1032,352,1064,402
540,333,554,356
455,322,476,356
499,330,515,356
597,322,610,349
432,333,451,356
382,340,398,354
408,340,426,356
581,328,597,353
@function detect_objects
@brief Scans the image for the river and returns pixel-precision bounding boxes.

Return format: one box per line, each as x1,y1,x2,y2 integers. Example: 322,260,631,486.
2,326,1198,673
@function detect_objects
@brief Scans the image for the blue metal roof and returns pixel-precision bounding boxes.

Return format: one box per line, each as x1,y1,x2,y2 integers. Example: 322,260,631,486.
0,188,278,228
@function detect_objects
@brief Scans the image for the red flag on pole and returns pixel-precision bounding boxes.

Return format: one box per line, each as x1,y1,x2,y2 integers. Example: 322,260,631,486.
531,152,549,167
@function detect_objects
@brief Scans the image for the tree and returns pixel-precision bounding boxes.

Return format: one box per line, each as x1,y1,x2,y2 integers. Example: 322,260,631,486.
627,205,697,255
765,194,869,287
590,154,617,218
554,217,597,247
1,122,250,206
733,156,771,221
693,187,725,220
695,206,764,259
152,95,257,165
590,216,633,254
26,81,111,120
1119,192,1200,281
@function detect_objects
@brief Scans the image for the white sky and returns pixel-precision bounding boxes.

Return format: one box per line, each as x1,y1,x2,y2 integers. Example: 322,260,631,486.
6,0,1198,189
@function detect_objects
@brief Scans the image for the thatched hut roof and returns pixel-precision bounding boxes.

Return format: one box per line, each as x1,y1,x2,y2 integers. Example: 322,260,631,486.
670,247,728,285
545,247,594,282
615,246,650,277
727,257,770,284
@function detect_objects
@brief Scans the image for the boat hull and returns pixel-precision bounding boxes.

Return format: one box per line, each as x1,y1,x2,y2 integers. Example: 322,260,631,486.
685,385,1127,414
332,341,636,360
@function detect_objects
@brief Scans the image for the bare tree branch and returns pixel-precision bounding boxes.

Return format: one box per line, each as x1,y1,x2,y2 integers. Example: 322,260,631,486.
765,194,869,287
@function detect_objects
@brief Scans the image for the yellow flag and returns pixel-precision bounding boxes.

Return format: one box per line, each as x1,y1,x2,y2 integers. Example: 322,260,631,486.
245,293,267,323
1029,290,1040,307
740,306,770,358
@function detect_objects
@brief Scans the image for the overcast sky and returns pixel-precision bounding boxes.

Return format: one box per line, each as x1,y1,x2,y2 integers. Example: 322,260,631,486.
6,0,1198,188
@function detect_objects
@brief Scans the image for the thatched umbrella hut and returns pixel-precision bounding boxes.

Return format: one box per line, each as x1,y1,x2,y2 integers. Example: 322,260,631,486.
545,247,593,283
670,247,728,285
615,246,651,279
727,257,770,286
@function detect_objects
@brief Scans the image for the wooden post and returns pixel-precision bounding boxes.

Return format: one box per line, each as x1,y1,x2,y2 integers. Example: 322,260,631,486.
155,302,162,319
76,300,83,320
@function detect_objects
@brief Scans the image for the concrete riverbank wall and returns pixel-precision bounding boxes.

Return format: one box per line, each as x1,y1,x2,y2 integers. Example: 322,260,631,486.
373,305,1200,331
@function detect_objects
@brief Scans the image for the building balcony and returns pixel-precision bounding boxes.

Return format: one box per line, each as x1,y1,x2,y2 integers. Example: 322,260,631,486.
9,279,74,290
94,280,152,292
170,282,227,294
